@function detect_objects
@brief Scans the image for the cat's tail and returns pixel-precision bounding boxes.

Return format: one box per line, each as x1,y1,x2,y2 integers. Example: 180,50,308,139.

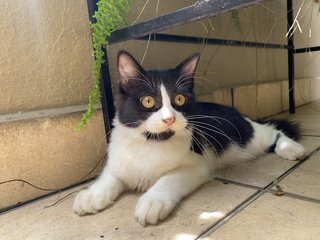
257,119,302,141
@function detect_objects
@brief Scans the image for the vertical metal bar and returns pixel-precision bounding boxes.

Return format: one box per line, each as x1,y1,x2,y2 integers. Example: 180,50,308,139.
287,0,295,113
86,0,97,23
100,49,115,132
86,0,114,139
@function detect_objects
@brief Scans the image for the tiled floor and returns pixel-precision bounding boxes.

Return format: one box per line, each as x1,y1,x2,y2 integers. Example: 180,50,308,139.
1,101,320,240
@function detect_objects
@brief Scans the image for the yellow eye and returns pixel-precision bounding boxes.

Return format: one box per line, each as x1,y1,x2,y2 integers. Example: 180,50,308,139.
174,94,186,106
141,96,155,109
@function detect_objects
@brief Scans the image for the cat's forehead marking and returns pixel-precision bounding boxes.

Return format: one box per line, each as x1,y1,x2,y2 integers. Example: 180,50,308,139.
160,84,175,120
160,84,171,105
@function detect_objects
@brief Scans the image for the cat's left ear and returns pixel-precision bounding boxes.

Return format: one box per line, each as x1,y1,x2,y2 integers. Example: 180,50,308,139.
117,51,145,92
174,53,200,90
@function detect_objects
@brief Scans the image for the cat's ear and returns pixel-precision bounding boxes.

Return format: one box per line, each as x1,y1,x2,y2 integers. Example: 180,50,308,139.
175,52,200,79
117,51,145,89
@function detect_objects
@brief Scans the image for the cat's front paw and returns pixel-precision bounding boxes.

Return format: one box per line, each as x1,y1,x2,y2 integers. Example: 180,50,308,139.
73,188,112,216
134,193,177,226
275,137,306,161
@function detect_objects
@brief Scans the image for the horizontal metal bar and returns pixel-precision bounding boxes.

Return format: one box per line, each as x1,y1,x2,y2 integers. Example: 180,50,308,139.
294,46,320,54
136,33,289,49
108,0,267,44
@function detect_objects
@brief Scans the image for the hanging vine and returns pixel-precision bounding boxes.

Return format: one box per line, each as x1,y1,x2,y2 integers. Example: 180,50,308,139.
231,10,243,34
77,0,133,130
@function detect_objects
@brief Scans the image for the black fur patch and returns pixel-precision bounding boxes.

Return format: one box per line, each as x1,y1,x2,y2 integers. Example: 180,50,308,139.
190,102,254,155
258,119,301,141
267,133,281,153
144,130,175,141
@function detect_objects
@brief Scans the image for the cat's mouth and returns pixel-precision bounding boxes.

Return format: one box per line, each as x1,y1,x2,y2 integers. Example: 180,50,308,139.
143,130,175,141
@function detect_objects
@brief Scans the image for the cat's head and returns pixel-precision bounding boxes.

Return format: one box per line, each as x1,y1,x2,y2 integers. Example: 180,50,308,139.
116,51,200,140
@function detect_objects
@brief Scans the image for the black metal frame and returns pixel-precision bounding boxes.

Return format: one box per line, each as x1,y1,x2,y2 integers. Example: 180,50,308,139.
135,33,289,49
86,0,320,136
86,0,115,135
107,0,266,44
287,0,295,114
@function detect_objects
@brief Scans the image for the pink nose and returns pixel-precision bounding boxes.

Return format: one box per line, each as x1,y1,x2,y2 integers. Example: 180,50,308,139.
163,117,175,126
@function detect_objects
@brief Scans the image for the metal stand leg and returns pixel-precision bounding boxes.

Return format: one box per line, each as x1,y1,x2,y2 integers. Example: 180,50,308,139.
287,0,295,114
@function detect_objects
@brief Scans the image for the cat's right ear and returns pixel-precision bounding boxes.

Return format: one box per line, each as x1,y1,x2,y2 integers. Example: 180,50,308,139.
117,51,144,91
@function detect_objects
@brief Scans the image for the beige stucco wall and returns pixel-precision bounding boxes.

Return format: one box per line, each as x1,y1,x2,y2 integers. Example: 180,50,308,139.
0,111,106,210
0,0,101,210
0,0,94,113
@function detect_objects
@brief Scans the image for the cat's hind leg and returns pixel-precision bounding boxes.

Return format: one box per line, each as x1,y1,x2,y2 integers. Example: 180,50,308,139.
274,133,305,160
73,168,125,216
248,119,305,161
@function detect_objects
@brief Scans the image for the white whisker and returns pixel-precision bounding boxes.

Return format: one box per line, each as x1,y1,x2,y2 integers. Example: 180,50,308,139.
130,77,154,91
187,115,242,142
175,71,190,89
190,127,218,171
191,126,224,154
184,128,211,169
136,69,156,91
188,121,238,145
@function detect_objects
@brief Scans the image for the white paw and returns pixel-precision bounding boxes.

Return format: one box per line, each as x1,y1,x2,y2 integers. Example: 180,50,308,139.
134,193,177,226
73,188,112,216
275,136,306,161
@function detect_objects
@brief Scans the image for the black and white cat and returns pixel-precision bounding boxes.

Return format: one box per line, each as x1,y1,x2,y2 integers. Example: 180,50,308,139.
73,51,305,226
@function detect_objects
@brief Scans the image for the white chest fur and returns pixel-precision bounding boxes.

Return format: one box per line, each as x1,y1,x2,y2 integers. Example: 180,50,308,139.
106,120,195,191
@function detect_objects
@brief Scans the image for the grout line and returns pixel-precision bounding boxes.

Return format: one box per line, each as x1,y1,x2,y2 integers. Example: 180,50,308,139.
275,147,320,183
197,176,278,239
197,147,320,239
214,178,320,205
231,88,234,107
195,189,267,239
280,191,320,204
302,134,320,138
214,177,262,191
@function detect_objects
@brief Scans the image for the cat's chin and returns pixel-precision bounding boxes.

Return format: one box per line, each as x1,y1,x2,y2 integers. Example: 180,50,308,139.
143,130,175,141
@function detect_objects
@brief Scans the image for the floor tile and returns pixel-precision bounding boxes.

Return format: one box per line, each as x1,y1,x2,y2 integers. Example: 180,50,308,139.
277,100,320,136
0,180,254,240
204,193,320,240
272,151,320,200
215,136,320,187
